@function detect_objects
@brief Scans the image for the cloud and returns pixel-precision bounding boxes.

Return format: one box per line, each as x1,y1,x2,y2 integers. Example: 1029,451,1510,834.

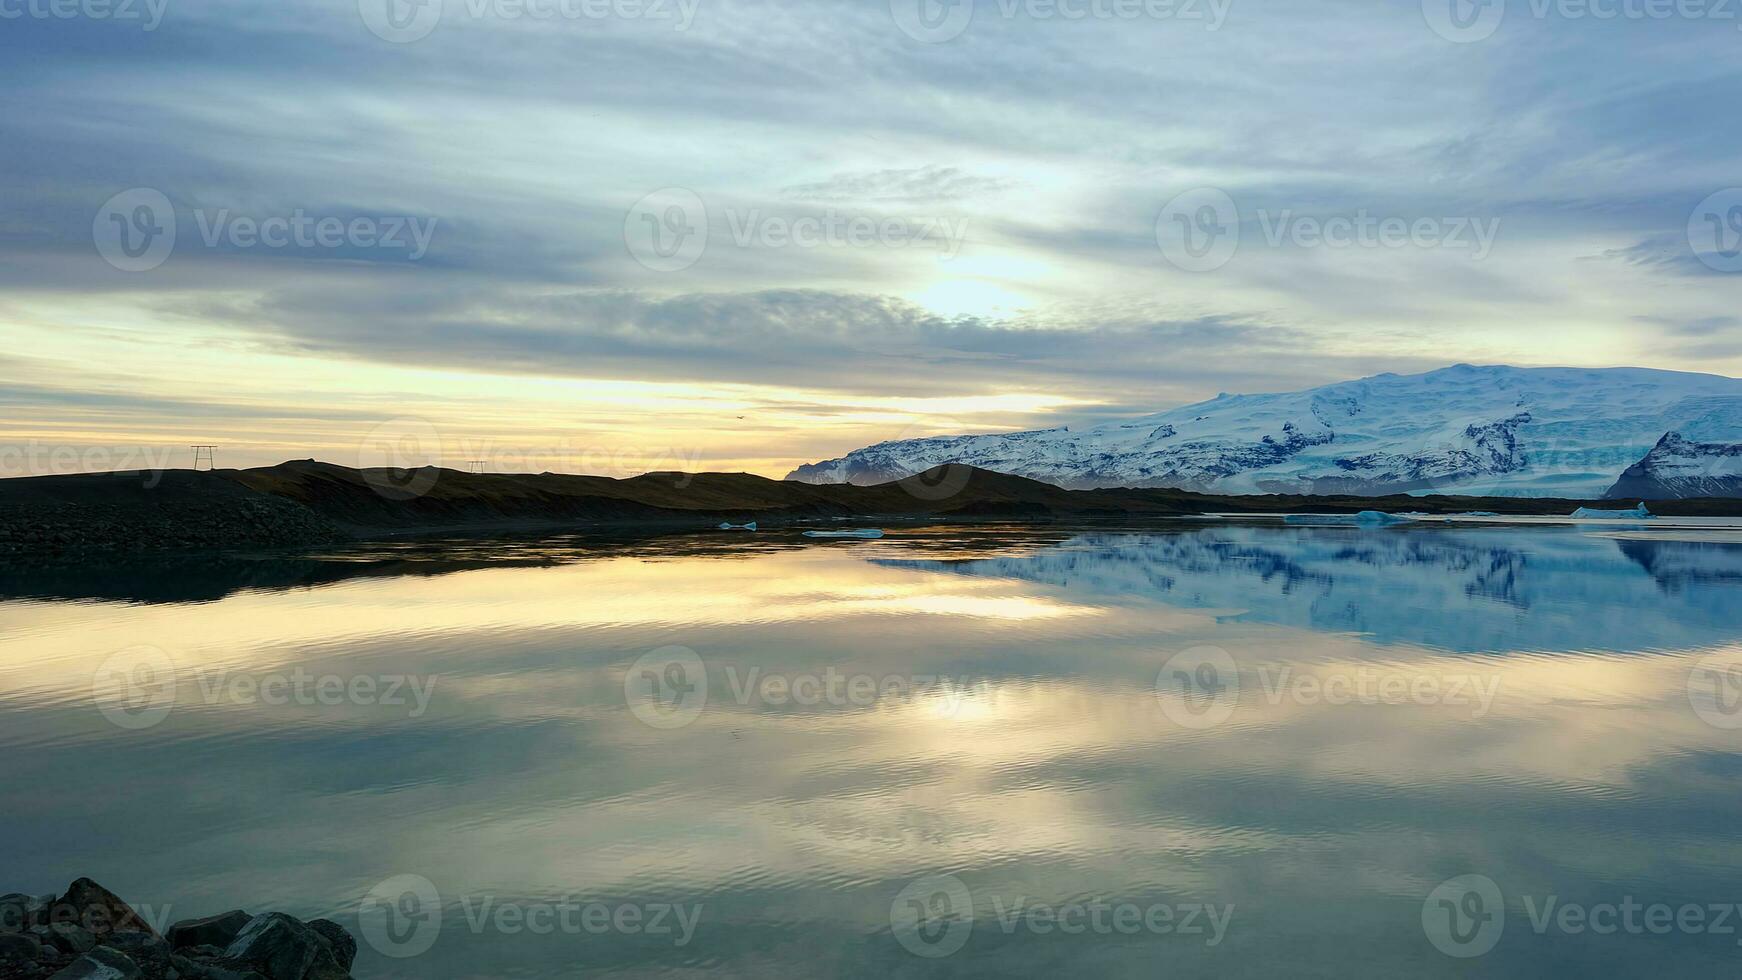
1594,233,1729,278
170,283,1367,400
2,0,1741,474
781,166,1019,204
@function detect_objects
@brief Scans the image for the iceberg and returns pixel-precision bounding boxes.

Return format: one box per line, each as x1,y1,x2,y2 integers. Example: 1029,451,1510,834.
802,529,885,539
1569,503,1653,520
1283,511,1413,527
718,521,759,531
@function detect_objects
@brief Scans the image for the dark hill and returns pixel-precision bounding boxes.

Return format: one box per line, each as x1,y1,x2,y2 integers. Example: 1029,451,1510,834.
2,460,1740,555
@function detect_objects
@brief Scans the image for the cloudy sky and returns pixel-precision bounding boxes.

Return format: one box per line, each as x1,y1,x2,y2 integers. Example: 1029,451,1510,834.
3,0,1740,477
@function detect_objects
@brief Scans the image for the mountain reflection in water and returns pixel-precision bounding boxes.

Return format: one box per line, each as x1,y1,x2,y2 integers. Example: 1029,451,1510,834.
877,524,1742,654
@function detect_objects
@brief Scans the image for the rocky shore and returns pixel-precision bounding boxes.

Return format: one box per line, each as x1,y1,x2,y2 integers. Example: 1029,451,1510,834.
0,469,346,558
0,880,358,980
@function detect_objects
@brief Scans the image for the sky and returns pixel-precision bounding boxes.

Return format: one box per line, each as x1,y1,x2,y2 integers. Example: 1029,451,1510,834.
2,0,1740,479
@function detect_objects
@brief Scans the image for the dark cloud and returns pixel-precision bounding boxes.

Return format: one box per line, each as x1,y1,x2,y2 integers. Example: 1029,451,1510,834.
168,283,1359,399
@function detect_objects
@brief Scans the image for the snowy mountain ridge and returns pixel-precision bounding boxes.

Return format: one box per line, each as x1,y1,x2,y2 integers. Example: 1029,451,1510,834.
1606,432,1742,499
788,364,1742,497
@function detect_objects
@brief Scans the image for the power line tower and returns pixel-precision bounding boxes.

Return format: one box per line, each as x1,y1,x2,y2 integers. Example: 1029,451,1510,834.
190,446,216,471
467,460,487,474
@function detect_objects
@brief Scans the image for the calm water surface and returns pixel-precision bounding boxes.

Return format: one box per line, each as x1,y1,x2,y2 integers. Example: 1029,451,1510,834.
4,520,1742,977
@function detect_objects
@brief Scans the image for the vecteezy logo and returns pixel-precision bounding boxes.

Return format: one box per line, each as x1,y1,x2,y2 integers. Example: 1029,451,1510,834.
625,646,708,728
359,0,442,42
1422,0,1504,42
359,874,443,958
92,645,177,730
883,419,977,502
94,188,176,272
1687,657,1742,729
1155,187,1238,273
889,875,973,958
356,417,444,500
896,462,975,501
1689,189,1742,274
1422,874,1504,958
624,188,708,273
890,0,974,43
1154,645,1239,729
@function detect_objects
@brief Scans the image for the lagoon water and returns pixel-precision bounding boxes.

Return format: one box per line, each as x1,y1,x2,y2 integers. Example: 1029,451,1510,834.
4,520,1742,977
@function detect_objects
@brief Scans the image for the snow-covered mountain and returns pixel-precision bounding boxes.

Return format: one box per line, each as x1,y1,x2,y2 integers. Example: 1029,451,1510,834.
788,364,1742,497
1606,432,1742,499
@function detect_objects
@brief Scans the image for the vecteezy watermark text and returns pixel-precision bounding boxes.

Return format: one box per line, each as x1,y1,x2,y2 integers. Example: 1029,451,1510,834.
93,188,437,272
890,0,1232,43
624,188,970,272
0,0,167,29
623,647,1002,729
889,874,1233,958
358,0,702,44
1423,874,1742,958
0,442,179,485
1155,646,1504,729
353,417,710,501
356,875,702,959
1155,189,1501,272
1689,188,1742,274
92,646,438,731
1423,0,1742,43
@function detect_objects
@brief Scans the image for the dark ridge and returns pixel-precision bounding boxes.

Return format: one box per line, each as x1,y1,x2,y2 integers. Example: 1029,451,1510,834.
1,460,1739,556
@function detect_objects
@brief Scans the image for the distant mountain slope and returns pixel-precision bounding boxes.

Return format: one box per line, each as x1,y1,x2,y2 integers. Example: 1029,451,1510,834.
1606,432,1742,499
788,364,1742,497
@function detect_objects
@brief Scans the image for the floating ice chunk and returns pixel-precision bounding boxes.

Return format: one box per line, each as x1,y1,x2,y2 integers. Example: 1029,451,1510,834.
1284,511,1413,526
1569,503,1653,520
802,529,885,539
718,521,759,531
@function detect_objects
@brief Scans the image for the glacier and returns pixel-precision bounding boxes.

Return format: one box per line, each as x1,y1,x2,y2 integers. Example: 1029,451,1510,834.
788,364,1742,497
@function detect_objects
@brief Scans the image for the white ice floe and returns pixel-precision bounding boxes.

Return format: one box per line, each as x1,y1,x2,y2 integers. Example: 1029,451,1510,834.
1570,503,1653,520
1283,511,1413,526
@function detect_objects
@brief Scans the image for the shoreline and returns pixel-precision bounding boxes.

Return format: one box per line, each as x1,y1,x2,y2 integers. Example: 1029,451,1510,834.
3,459,1740,557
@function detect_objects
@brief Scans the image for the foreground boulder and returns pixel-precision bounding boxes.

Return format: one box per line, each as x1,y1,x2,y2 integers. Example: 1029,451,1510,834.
166,912,251,952
0,881,358,980
44,946,138,980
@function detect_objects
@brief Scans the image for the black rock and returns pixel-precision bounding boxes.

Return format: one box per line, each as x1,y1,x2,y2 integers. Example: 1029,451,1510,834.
167,912,252,951
43,924,93,956
46,946,139,980
0,895,52,931
221,914,322,980
4,885,356,980
0,932,43,962
178,944,225,960
303,920,354,978
95,930,173,973
183,965,268,980
47,880,156,939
